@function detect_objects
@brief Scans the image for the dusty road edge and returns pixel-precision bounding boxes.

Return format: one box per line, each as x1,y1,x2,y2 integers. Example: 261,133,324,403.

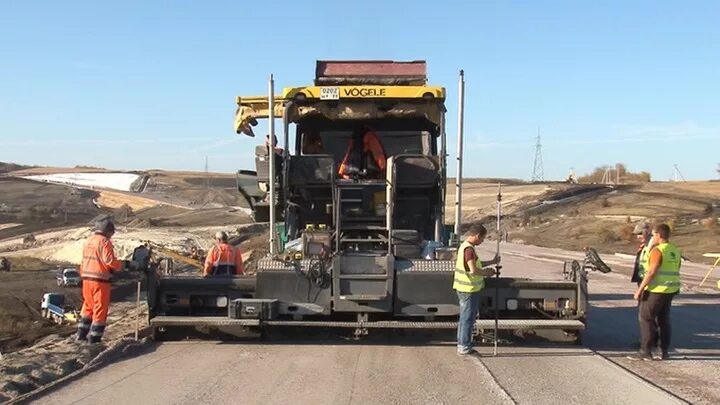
592,351,691,405
4,327,153,405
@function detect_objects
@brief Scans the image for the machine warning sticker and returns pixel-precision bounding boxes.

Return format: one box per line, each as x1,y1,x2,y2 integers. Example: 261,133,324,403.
320,87,340,100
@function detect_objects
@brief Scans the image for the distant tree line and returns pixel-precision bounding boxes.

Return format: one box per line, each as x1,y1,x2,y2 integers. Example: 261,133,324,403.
0,161,33,174
578,163,651,184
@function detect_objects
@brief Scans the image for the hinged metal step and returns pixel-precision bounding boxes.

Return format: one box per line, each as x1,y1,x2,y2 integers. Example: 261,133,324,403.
338,294,388,301
341,225,388,231
341,217,384,222
341,238,387,242
476,319,585,330
337,274,389,280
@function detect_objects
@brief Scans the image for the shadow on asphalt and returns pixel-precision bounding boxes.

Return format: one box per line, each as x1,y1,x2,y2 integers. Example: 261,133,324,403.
591,293,716,301
585,298,720,355
150,326,586,351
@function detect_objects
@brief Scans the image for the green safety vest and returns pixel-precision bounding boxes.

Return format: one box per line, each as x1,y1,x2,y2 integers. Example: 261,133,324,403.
637,244,652,279
453,240,485,293
646,242,681,294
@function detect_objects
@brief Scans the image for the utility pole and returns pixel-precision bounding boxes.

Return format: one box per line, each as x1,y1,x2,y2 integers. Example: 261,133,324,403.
531,128,544,182
672,164,686,182
205,155,210,191
601,167,613,185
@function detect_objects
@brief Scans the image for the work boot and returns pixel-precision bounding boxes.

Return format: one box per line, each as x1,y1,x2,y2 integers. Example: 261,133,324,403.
626,352,653,361
654,351,670,361
87,335,103,345
457,348,478,356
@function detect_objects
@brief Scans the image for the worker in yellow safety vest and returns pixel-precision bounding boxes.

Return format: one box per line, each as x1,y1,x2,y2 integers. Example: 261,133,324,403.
631,222,653,285
453,223,501,355
628,223,681,361
629,221,659,350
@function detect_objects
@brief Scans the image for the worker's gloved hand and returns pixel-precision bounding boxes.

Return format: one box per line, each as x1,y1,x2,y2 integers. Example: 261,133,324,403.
482,267,499,277
488,254,501,266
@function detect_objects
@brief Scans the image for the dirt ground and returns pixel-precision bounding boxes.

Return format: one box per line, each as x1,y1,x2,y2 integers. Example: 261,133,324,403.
0,266,82,354
0,178,103,241
0,168,257,358
141,170,250,209
0,259,145,355
489,182,720,262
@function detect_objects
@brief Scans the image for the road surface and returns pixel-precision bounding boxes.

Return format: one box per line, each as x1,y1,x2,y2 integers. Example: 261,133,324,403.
36,243,719,404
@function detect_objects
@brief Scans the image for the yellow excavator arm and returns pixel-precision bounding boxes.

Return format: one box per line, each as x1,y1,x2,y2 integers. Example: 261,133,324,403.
234,96,286,136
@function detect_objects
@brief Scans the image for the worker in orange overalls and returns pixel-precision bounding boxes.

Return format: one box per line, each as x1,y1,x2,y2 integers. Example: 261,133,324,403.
77,218,121,344
203,231,245,277
338,127,386,179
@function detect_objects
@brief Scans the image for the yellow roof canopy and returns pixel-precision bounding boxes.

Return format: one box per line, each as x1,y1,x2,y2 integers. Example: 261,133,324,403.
234,85,446,136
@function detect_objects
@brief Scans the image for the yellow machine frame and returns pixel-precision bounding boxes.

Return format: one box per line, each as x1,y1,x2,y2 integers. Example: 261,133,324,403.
234,85,446,136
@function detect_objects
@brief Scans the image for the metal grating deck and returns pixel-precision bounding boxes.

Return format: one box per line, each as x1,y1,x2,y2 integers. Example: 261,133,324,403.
150,316,260,327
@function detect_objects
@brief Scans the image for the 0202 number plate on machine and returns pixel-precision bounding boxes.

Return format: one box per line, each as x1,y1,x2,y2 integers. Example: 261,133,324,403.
319,87,340,100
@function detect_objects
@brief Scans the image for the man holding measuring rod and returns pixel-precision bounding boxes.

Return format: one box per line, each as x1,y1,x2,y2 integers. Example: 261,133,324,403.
454,222,501,355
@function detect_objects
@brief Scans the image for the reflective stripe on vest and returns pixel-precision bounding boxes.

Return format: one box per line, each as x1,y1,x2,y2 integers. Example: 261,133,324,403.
453,241,485,293
646,242,681,294
637,244,651,279
212,244,236,276
81,271,112,282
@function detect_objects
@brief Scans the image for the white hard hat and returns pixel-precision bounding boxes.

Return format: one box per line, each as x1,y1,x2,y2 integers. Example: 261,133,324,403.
215,231,229,242
633,222,650,235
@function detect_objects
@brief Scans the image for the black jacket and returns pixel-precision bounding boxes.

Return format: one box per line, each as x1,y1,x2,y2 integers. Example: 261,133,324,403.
631,245,644,284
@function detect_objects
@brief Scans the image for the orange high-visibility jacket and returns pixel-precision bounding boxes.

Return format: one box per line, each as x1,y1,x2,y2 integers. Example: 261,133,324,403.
363,131,386,172
204,243,244,276
338,131,386,179
80,233,121,282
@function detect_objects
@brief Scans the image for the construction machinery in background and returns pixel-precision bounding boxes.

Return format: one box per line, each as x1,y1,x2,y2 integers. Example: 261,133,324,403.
56,268,81,287
40,293,79,325
146,60,602,340
146,242,205,272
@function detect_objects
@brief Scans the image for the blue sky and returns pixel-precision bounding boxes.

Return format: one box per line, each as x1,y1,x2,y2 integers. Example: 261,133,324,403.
1,0,719,180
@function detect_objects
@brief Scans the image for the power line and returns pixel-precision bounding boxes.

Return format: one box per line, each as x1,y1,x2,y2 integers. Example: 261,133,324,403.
671,164,686,182
531,128,544,182
205,155,210,190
